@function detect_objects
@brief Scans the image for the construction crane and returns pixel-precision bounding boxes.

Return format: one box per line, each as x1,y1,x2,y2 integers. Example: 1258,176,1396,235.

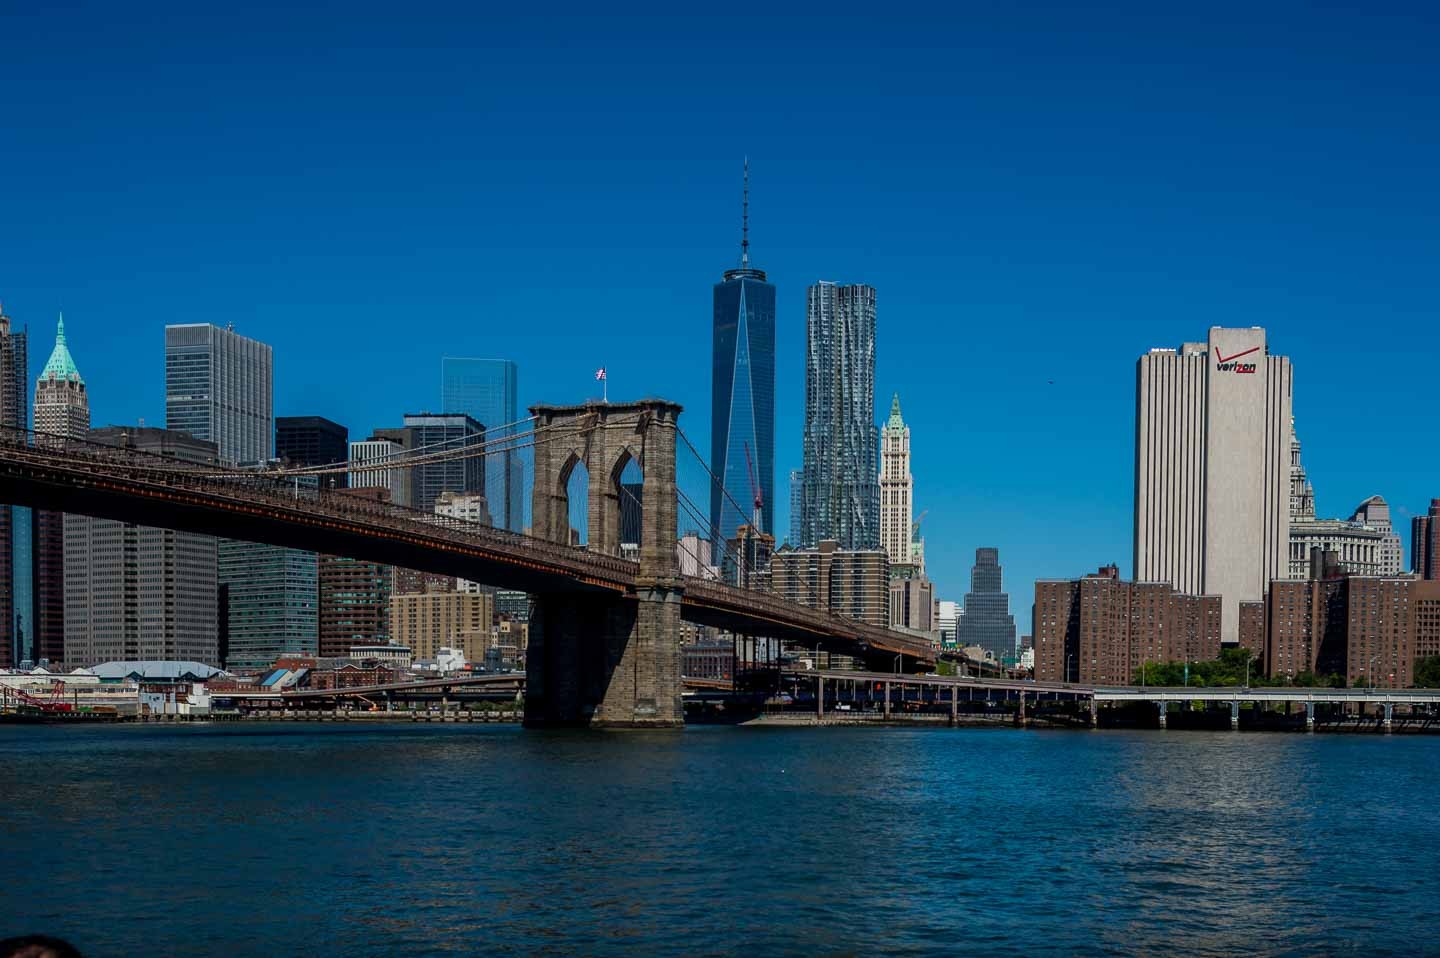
0,681,72,714
912,509,928,541
743,441,764,530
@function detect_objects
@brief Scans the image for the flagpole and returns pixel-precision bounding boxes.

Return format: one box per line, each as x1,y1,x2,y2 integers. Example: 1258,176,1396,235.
603,366,608,403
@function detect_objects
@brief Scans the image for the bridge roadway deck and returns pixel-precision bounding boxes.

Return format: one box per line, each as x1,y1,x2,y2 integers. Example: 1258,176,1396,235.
1091,686,1440,705
792,671,1440,707
0,431,934,667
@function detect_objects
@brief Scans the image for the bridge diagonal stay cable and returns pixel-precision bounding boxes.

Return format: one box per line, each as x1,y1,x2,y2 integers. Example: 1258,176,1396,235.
674,487,765,589
673,424,761,538
612,479,741,592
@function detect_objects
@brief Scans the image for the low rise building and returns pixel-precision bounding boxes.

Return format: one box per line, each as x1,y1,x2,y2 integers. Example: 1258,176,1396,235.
348,644,412,669
682,640,734,681
411,646,470,674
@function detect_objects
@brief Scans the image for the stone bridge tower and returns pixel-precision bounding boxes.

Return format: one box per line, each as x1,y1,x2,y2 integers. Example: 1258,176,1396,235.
527,400,684,727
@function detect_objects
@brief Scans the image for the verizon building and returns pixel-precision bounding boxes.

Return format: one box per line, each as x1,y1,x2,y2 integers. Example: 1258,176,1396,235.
1134,327,1293,645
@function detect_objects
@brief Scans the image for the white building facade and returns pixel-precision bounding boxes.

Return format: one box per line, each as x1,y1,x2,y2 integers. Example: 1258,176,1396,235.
1134,327,1293,645
349,438,411,507
878,394,914,570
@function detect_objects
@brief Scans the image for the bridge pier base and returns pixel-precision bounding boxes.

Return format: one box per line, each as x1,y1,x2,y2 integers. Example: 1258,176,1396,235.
1230,700,1241,731
1089,700,1099,728
1016,692,1028,728
1383,703,1394,734
524,584,684,729
950,686,958,726
1304,701,1315,732
817,675,824,720
1156,701,1167,729
883,681,892,719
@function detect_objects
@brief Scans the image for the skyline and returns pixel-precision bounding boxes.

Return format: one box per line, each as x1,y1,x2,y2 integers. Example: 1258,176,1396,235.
4,3,1439,633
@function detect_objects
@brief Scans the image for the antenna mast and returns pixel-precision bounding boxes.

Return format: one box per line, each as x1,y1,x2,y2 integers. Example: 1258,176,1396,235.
741,157,750,269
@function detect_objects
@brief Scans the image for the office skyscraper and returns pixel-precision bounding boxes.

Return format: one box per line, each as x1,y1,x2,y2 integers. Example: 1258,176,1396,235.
799,282,878,550
220,538,318,671
0,303,29,668
1414,500,1440,580
350,437,410,507
956,547,1017,660
710,163,776,553
276,416,348,486
1134,327,1292,645
879,393,914,570
34,315,89,442
64,428,220,667
33,315,90,666
400,413,485,514
441,358,523,531
165,323,273,464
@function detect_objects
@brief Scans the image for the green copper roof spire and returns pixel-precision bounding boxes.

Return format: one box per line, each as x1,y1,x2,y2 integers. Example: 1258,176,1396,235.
40,312,83,384
886,392,904,429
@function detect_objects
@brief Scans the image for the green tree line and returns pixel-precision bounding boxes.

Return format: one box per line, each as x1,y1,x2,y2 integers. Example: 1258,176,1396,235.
1132,648,1343,688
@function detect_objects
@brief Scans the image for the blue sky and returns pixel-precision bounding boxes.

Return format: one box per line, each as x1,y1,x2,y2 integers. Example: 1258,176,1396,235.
3,1,1438,632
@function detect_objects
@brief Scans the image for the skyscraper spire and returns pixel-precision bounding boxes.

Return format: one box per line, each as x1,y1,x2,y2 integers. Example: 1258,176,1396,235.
741,157,750,269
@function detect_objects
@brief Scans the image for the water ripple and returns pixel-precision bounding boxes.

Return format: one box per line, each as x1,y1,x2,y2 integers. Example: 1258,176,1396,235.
1,724,1437,955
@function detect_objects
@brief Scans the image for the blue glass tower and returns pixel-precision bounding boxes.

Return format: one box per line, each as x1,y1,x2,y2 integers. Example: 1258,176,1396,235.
710,163,775,553
440,358,522,531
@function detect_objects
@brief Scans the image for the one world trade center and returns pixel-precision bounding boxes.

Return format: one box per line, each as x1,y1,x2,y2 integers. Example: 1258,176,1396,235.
710,161,775,554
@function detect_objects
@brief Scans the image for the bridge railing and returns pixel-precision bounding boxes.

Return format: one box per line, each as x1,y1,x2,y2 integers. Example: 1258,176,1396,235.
0,426,639,583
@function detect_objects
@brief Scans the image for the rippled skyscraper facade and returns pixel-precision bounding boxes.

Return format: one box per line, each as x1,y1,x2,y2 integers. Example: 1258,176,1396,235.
710,169,775,551
799,282,879,550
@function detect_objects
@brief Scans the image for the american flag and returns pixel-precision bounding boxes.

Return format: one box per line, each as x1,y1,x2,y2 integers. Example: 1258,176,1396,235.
594,367,606,381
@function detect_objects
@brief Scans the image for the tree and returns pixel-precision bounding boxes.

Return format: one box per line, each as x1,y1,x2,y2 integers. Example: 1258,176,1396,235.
1414,656,1440,689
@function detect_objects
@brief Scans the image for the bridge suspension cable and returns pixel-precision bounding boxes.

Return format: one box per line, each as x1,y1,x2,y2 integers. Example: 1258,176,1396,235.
263,413,543,479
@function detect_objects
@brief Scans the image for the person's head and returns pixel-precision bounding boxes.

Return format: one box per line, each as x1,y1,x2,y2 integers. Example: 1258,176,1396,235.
0,936,82,958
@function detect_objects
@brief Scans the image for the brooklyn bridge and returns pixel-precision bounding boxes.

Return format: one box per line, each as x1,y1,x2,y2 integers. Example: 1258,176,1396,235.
0,398,934,728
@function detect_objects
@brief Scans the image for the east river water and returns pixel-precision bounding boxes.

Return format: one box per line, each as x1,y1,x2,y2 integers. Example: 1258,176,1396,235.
1,723,1437,957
